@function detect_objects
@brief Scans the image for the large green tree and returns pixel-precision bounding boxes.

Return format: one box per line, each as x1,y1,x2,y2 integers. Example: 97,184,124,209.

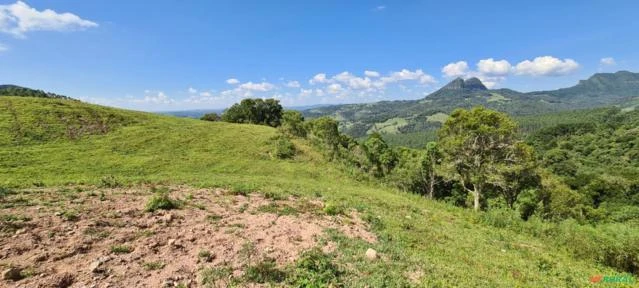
438,106,535,211
221,98,283,127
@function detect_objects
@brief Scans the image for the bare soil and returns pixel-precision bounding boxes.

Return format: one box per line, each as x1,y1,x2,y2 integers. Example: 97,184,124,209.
0,186,375,287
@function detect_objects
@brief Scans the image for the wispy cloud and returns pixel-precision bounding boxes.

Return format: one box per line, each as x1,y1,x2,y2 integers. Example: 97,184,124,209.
600,57,616,66
374,5,386,11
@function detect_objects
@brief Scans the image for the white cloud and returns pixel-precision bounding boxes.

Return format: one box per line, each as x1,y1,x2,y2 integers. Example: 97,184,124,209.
286,80,300,88
238,81,275,92
0,1,98,37
327,83,343,94
0,43,7,52
226,78,239,85
188,87,197,94
364,70,380,77
135,91,174,104
309,73,328,84
382,69,436,84
333,71,374,89
199,91,211,97
600,57,616,66
477,58,512,76
299,88,313,97
375,5,386,11
442,61,469,78
514,56,579,76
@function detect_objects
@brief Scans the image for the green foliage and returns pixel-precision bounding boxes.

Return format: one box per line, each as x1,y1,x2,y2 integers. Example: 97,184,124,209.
306,116,341,157
110,245,133,254
323,202,346,216
200,266,234,288
200,113,220,121
287,249,342,287
0,85,72,99
281,110,307,137
221,98,283,127
145,191,180,212
439,107,537,211
244,258,286,283
274,134,296,159
142,261,165,270
362,133,397,177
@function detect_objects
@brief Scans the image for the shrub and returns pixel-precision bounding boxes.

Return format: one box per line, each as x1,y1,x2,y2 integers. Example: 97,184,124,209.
323,203,346,216
200,113,220,122
111,245,133,254
145,192,180,212
275,135,296,159
143,261,165,270
281,110,307,137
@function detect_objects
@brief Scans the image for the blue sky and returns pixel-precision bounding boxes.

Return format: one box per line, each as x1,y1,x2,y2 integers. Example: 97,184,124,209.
0,0,638,111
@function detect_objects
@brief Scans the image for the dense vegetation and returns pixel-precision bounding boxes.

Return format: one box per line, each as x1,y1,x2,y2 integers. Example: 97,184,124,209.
0,85,73,100
2,95,638,285
221,98,283,127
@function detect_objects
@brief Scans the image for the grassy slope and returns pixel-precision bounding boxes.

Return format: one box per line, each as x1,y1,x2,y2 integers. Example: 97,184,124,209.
0,97,622,286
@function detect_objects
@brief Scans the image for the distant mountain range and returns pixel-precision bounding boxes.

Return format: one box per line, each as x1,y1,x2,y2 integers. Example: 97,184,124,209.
303,71,639,138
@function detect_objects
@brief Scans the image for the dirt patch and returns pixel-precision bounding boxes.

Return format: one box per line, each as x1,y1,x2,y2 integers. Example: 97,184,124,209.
0,186,376,287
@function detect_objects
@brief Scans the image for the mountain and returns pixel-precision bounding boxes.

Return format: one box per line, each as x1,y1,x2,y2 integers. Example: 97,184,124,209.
304,71,639,139
0,84,74,100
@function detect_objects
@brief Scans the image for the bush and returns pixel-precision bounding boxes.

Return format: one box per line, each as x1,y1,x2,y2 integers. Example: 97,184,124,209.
275,135,296,159
145,192,180,212
281,110,307,137
99,175,122,188
111,245,133,254
200,113,220,122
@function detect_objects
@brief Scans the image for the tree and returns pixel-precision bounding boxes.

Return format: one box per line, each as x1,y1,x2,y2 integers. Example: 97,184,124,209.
363,133,397,177
200,113,220,122
438,106,531,211
281,110,306,137
306,117,340,157
421,142,441,199
221,98,283,127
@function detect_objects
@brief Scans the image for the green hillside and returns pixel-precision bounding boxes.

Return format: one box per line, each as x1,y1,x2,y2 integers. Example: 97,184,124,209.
1,96,633,286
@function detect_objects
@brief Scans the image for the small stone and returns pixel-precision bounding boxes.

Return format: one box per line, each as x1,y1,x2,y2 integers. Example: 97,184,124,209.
168,239,183,248
2,267,22,281
89,258,108,273
50,272,74,288
365,248,377,260
161,213,173,223
15,228,26,235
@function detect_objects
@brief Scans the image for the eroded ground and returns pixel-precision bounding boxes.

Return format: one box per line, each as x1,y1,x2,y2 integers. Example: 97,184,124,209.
0,186,376,287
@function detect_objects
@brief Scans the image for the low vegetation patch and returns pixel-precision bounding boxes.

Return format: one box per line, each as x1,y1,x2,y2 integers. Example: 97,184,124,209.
145,191,180,212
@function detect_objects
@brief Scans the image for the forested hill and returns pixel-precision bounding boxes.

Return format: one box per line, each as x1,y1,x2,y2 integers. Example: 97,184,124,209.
304,71,639,139
0,85,74,100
